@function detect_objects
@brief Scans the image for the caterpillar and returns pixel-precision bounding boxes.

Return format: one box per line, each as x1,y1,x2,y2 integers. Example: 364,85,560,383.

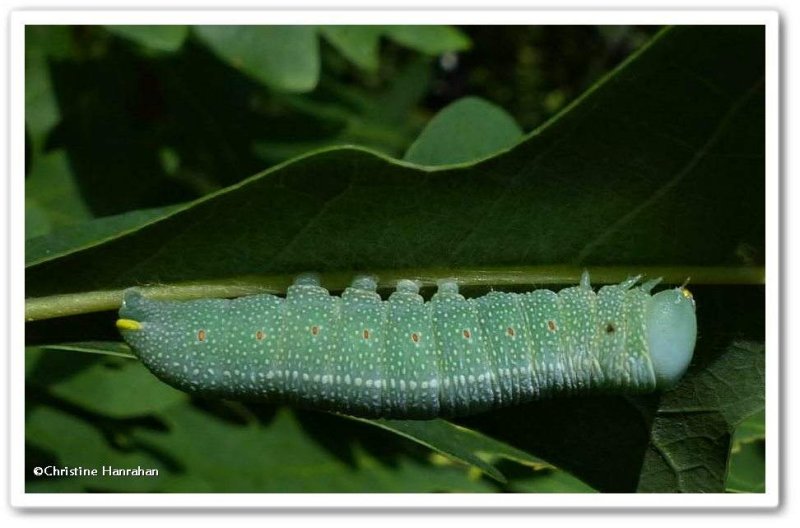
116,272,697,419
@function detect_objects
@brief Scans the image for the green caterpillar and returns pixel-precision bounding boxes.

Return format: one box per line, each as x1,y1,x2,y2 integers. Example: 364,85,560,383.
117,272,697,419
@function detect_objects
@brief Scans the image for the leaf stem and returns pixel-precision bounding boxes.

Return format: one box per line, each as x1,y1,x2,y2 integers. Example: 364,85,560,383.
25,265,764,322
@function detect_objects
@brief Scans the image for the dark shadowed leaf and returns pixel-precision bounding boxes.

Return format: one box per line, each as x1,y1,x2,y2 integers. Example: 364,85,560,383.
45,49,193,216
27,348,187,417
26,26,765,300
130,404,494,492
26,406,167,492
350,416,550,483
636,341,765,492
25,25,72,155
25,150,92,239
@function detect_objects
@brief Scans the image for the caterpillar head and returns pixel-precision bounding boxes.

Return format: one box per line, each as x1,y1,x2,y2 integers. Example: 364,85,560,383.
645,287,697,389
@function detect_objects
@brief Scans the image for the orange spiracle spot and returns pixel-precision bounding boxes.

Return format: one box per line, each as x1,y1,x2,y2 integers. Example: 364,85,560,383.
506,326,516,337
547,320,557,332
462,329,472,339
410,332,420,343
255,330,265,341
363,329,371,340
311,325,320,336
197,329,206,342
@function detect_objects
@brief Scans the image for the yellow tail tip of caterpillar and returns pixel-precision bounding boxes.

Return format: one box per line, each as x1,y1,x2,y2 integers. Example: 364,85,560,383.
116,318,142,331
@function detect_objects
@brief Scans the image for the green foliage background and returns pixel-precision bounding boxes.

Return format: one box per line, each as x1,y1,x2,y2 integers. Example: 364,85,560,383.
25,24,765,494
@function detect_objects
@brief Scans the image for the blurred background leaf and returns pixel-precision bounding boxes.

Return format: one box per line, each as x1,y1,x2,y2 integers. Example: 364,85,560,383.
193,26,320,93
383,25,472,55
25,150,91,239
25,26,72,158
24,24,765,494
318,26,383,72
726,409,766,493
104,25,189,52
732,409,766,447
404,96,524,165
